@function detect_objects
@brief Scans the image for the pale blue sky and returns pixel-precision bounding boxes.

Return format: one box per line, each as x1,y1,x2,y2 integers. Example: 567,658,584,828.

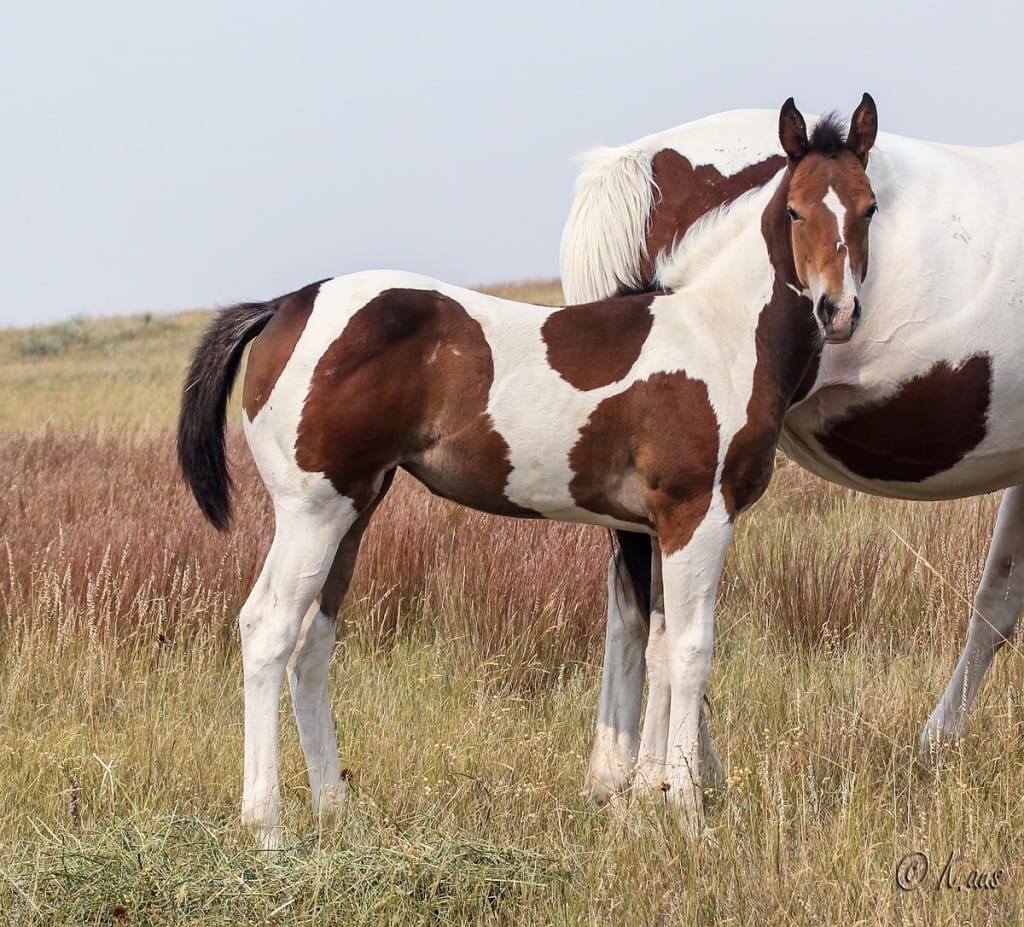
2,1,1019,327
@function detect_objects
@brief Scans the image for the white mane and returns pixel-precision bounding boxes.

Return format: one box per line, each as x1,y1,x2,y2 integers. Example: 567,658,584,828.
559,145,655,304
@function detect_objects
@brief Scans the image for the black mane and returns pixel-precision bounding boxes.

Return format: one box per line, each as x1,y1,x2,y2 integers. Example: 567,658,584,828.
807,112,849,157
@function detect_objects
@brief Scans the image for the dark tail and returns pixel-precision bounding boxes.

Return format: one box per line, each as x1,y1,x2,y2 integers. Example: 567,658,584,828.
177,299,279,531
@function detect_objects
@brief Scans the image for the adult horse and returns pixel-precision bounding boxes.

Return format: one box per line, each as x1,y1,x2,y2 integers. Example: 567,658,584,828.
561,97,1024,800
178,96,877,845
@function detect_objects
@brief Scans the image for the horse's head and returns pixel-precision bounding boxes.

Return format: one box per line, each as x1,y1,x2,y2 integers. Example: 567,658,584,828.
779,94,878,344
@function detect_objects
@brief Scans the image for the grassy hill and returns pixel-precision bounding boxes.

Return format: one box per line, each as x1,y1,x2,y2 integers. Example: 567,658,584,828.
0,281,1020,924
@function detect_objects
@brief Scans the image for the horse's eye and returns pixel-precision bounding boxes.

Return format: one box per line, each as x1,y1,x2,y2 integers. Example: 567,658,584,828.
786,206,802,222
865,203,878,219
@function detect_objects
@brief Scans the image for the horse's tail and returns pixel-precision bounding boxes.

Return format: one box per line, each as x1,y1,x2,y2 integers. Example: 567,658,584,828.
177,298,280,531
559,144,656,304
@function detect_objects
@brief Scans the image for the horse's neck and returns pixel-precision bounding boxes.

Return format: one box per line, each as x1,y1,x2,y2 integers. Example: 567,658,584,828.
663,181,820,428
655,177,782,293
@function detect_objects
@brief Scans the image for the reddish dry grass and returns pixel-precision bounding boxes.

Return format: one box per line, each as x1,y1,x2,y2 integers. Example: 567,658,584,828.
1,429,609,682
2,429,999,680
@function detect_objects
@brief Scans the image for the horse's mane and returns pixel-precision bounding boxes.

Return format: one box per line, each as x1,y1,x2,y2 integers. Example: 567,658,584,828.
808,112,850,157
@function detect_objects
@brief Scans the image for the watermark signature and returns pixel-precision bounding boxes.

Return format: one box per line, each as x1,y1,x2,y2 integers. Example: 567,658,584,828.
896,851,1006,892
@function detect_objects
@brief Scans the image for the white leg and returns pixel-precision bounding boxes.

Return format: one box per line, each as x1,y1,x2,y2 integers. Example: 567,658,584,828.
659,512,733,831
240,502,352,848
583,548,647,802
287,601,346,819
286,483,388,821
631,538,725,795
920,485,1024,761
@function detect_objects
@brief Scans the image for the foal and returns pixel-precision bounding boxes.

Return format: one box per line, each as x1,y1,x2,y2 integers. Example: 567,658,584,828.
178,96,878,845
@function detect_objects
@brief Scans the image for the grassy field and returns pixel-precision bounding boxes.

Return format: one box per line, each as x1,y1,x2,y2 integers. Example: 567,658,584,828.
1,283,1022,924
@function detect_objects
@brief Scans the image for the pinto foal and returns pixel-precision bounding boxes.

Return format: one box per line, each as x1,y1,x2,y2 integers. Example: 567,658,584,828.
178,96,878,845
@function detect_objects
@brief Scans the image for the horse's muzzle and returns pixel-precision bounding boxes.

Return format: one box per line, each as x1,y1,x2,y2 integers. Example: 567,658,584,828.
818,295,861,344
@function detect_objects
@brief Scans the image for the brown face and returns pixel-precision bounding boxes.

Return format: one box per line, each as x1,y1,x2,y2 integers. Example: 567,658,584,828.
786,151,878,343
778,93,879,344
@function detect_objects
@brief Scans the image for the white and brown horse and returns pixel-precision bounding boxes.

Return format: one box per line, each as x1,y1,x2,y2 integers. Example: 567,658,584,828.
561,96,1024,798
178,97,877,845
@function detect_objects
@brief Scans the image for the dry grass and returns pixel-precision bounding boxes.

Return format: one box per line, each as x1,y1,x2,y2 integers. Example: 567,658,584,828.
0,429,606,689
0,312,212,432
2,290,1023,924
725,459,999,648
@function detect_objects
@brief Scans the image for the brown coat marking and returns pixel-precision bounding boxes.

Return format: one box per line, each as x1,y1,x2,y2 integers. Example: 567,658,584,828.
720,182,822,519
816,355,992,482
541,294,656,390
642,150,786,282
242,281,322,421
720,285,818,519
568,372,719,554
294,289,539,517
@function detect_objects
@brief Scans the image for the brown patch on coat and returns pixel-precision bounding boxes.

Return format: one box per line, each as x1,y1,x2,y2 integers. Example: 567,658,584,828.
568,371,719,554
541,293,656,390
720,180,823,519
816,355,992,482
242,281,321,421
720,288,817,520
719,306,821,516
294,288,540,517
642,151,786,282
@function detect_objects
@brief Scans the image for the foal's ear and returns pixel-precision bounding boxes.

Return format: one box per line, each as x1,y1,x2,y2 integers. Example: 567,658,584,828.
846,92,878,165
779,97,809,163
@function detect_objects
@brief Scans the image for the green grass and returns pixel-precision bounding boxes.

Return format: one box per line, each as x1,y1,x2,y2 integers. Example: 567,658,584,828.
2,284,1023,924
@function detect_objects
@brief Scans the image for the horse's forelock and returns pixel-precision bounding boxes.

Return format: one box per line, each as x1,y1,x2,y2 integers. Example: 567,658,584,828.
807,112,850,157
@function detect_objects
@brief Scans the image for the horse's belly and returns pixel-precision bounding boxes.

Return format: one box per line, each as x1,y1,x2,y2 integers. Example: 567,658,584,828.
781,363,1024,499
408,439,658,532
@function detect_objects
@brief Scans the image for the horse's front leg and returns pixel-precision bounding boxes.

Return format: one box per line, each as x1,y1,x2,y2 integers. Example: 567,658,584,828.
645,505,733,830
634,537,727,796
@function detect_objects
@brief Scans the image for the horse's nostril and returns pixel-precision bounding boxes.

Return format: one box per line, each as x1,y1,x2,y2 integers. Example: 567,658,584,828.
816,297,837,325
852,297,862,321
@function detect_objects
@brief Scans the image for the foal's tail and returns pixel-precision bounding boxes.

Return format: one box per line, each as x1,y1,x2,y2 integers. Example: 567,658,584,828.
177,298,280,531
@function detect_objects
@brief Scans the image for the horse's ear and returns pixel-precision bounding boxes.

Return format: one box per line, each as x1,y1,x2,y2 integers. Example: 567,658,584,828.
846,92,878,165
779,97,809,163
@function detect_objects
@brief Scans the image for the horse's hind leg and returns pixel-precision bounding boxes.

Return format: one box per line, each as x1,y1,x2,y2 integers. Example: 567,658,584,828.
239,496,355,848
286,472,394,821
583,545,648,803
921,484,1024,762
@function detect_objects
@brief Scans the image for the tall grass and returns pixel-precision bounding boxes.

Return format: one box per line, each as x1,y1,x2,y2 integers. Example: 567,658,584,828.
725,460,998,649
1,429,607,687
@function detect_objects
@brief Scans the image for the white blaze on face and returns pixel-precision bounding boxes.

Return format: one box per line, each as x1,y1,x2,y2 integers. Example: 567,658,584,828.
823,186,860,302
803,185,861,343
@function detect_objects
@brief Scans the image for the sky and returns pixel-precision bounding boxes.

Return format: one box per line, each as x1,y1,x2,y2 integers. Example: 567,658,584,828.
2,0,1022,328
